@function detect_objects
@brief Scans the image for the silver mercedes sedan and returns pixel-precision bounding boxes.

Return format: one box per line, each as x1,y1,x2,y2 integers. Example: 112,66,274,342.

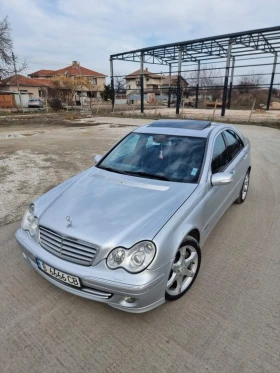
16,120,251,313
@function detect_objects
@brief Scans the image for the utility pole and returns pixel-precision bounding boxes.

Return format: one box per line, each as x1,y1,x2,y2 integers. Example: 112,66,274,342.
78,61,83,109
140,52,144,114
12,52,24,113
110,58,115,112
176,48,183,115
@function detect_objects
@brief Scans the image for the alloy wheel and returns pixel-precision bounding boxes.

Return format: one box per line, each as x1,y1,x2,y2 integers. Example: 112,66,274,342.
166,245,199,297
242,173,250,201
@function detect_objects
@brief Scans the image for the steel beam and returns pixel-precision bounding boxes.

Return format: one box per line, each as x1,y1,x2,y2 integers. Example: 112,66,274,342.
266,54,278,110
140,52,144,113
110,58,115,112
227,57,235,109
110,26,280,59
168,64,172,108
221,42,232,116
176,48,182,115
195,61,200,108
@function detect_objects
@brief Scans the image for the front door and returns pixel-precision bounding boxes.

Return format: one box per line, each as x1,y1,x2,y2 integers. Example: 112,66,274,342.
204,132,232,232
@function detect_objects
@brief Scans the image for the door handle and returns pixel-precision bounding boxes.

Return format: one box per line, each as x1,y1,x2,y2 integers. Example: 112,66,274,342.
243,153,248,159
230,168,235,175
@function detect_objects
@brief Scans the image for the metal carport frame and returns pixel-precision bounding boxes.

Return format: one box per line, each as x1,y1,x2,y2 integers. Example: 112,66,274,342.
110,26,280,116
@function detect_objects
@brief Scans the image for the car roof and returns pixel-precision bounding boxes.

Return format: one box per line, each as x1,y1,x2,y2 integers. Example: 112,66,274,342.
134,119,222,138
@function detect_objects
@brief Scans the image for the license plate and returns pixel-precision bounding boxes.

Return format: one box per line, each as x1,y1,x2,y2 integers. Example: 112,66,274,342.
36,259,81,287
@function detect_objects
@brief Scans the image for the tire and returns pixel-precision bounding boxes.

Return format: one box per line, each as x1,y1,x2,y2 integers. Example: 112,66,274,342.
165,236,201,301
234,170,250,204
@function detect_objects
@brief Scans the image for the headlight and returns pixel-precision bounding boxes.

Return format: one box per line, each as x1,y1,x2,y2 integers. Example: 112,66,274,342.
22,204,38,237
107,241,156,273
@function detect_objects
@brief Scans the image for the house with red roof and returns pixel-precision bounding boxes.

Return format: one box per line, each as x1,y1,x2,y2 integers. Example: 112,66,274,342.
29,61,107,99
0,74,52,100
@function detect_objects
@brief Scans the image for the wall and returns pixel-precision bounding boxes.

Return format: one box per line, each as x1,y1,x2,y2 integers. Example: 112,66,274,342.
14,93,30,108
7,85,40,97
0,94,15,108
0,93,30,108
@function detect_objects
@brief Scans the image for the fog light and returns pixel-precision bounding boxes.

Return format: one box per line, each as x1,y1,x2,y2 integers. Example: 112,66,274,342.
123,296,136,304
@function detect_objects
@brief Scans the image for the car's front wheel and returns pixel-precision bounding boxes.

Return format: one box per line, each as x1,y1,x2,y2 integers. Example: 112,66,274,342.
166,236,201,301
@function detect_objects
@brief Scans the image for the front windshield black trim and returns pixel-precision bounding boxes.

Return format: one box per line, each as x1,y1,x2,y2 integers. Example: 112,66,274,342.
120,171,172,181
97,166,130,176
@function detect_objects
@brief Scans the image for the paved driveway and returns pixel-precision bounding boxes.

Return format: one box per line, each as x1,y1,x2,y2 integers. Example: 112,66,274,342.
0,119,279,373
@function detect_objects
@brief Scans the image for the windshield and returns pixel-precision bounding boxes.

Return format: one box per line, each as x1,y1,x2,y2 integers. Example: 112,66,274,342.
98,133,206,183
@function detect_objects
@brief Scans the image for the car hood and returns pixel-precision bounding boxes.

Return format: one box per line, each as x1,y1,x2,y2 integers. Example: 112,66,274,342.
37,168,197,250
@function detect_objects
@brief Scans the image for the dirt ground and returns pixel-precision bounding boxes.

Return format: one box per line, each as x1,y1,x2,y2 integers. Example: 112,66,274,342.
0,116,143,226
0,115,280,373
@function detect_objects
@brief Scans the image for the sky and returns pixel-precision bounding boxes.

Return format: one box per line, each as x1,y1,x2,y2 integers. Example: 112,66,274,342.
1,0,280,80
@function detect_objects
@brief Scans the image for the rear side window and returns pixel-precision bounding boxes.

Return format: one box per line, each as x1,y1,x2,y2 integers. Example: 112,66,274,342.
212,134,228,174
224,130,243,161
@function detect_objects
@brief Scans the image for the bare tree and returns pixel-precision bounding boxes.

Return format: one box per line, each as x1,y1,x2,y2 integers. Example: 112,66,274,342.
237,71,264,94
50,76,88,106
114,74,125,93
0,16,27,78
183,64,223,100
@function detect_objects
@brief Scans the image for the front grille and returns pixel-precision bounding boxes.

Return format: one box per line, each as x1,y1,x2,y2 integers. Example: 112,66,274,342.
39,226,98,266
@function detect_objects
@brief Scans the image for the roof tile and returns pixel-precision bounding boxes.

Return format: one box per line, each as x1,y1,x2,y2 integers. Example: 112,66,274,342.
1,74,53,87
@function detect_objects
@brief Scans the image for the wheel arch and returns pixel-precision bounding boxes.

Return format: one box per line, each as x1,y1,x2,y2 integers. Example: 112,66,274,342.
184,228,200,244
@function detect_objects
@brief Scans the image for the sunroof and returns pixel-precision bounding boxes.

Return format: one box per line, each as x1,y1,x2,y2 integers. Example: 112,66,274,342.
148,120,211,130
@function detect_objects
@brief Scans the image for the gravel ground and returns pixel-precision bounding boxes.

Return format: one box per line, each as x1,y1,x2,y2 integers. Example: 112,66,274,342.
0,117,143,226
0,116,280,373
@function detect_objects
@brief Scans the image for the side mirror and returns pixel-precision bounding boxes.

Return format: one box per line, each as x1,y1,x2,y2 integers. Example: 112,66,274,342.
211,172,233,186
94,154,102,165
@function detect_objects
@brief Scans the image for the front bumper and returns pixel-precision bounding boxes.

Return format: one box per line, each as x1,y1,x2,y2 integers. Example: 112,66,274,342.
15,228,169,313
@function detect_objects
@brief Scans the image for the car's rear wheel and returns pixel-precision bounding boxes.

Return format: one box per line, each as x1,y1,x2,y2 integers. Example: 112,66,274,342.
165,236,201,301
235,170,250,204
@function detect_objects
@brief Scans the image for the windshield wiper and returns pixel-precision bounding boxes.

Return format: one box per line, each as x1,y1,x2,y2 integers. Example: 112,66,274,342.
98,166,129,176
126,171,171,181
99,167,171,181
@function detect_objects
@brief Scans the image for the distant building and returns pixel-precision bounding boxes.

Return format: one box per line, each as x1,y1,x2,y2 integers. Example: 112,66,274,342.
29,61,107,98
125,68,188,100
161,75,188,94
0,90,32,109
0,74,52,99
125,68,164,95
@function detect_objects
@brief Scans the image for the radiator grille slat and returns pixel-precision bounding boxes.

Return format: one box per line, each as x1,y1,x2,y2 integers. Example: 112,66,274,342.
60,249,93,261
41,240,61,254
40,233,61,248
61,245,93,259
62,241,96,254
63,237,95,250
39,226,98,266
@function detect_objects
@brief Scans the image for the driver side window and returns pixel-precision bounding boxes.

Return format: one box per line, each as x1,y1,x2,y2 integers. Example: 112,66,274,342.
211,134,228,174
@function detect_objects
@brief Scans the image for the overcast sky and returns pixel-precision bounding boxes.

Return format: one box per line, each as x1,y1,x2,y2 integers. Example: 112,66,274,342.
1,0,280,79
